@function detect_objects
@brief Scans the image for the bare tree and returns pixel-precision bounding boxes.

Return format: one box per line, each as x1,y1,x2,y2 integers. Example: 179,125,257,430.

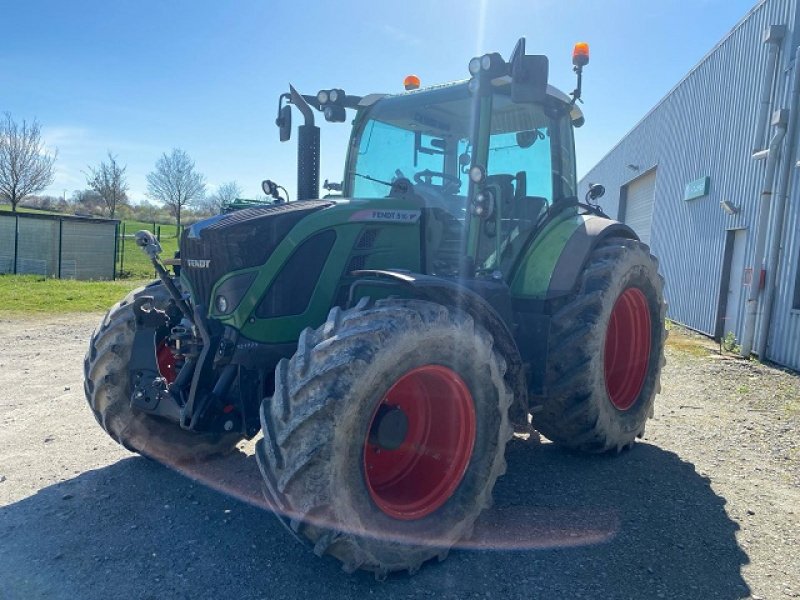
203,181,242,213
71,189,104,216
0,112,57,212
146,148,205,231
86,151,128,218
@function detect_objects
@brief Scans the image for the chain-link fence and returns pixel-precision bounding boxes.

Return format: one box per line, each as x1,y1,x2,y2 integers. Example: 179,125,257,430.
0,212,118,280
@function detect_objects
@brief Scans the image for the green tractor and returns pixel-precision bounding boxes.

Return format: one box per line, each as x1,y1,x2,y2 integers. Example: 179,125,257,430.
84,39,666,576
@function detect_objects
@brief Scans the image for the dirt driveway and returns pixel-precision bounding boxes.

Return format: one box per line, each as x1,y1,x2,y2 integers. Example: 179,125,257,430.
0,315,798,599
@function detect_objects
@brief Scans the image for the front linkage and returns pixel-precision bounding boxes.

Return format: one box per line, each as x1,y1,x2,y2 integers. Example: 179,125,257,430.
129,230,262,439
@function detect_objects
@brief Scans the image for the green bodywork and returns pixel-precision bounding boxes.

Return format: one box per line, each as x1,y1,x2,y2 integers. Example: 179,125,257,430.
205,198,422,344
187,198,582,345
510,213,589,299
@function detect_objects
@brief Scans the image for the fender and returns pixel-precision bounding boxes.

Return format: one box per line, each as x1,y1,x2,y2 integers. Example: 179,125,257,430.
546,216,638,299
350,269,529,427
511,213,638,301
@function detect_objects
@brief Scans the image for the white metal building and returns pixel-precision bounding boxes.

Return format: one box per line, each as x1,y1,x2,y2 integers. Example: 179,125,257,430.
580,0,800,370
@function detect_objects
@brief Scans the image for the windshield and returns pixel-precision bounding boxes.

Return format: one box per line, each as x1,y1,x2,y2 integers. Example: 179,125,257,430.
346,84,576,203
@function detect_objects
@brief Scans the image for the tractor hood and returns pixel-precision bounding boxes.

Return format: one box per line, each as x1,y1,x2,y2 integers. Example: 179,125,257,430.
180,200,334,308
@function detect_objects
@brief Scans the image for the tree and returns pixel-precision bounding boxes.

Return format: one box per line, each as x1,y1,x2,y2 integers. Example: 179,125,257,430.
86,151,128,218
0,112,57,212
71,189,104,215
135,199,159,222
203,181,242,213
146,148,205,231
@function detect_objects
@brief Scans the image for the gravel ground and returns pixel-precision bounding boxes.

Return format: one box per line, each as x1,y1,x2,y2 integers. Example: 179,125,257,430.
0,314,798,600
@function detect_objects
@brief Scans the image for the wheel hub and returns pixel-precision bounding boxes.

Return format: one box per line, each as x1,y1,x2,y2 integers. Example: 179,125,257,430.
368,405,409,451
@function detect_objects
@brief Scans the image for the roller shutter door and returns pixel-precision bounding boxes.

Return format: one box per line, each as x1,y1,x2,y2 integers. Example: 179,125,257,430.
624,170,656,246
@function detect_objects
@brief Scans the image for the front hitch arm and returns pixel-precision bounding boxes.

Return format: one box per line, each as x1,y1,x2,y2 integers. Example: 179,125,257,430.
134,230,194,324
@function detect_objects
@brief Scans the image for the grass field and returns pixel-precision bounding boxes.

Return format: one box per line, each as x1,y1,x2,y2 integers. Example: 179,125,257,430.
0,275,147,316
117,221,180,279
0,205,62,216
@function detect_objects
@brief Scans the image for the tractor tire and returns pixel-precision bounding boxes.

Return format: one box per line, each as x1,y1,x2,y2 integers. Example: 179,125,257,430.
84,281,243,463
532,237,666,453
255,298,513,576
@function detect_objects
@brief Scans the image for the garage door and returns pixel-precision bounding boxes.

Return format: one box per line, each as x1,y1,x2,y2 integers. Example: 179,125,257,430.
624,170,656,246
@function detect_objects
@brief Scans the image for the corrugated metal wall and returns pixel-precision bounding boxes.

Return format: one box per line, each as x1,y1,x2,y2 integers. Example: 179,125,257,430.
579,0,800,370
0,214,118,280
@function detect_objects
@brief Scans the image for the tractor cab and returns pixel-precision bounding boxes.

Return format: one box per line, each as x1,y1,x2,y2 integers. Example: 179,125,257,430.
274,38,586,279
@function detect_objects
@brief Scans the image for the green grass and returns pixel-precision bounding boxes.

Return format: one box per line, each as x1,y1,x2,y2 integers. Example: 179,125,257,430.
120,219,178,239
117,221,180,279
0,205,62,216
0,275,147,316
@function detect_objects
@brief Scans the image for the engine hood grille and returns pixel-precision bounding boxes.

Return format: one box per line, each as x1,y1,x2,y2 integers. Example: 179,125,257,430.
180,201,333,307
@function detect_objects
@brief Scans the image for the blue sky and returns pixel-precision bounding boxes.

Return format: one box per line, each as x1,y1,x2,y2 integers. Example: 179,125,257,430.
3,0,759,203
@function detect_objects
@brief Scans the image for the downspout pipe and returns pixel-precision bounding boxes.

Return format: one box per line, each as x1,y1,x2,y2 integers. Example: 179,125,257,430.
740,110,788,357
757,45,800,359
753,26,786,154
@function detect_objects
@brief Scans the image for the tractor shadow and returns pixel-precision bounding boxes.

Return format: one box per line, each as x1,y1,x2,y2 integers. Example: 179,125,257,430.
0,439,749,600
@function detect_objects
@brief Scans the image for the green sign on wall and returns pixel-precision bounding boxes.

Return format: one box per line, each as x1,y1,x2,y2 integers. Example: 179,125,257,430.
684,176,710,201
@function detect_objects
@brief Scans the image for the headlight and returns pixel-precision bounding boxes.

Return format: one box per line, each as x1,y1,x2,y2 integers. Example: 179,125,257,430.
469,165,486,184
211,271,257,317
468,57,481,75
471,190,494,219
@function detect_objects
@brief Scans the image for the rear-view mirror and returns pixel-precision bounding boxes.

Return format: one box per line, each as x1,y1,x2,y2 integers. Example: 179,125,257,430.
511,55,549,103
277,104,292,142
509,38,548,103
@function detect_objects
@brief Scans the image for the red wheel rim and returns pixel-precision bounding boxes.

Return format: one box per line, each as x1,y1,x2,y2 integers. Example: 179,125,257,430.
156,340,177,384
604,287,652,411
363,365,476,521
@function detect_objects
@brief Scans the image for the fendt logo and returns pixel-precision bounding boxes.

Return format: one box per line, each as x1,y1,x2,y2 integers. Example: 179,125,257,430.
185,259,211,269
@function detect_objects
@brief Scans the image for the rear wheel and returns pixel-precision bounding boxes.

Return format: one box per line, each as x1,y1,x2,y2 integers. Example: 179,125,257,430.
84,282,243,462
255,299,513,575
533,238,666,453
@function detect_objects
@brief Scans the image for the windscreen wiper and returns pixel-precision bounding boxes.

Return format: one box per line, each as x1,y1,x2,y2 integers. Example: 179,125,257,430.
352,172,393,187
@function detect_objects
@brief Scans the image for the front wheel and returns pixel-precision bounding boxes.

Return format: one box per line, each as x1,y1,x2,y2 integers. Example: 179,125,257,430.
255,299,513,576
533,238,667,453
83,282,243,463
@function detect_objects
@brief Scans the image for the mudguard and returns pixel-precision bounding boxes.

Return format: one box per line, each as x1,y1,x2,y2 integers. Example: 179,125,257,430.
511,214,638,301
547,216,639,299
